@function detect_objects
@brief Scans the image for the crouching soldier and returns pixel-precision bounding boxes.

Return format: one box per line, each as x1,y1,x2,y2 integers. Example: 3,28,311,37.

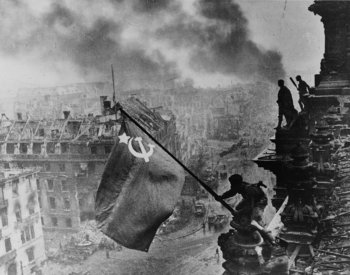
219,174,273,244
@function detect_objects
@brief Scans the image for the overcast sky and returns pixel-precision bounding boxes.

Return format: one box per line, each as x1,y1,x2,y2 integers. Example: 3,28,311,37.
0,0,324,96
238,0,323,85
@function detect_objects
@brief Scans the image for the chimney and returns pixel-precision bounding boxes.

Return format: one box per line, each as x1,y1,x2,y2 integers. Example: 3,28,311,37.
100,96,108,115
104,100,111,109
63,111,70,119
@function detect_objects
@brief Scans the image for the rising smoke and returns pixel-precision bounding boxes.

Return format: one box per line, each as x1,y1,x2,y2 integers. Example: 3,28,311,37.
0,0,285,92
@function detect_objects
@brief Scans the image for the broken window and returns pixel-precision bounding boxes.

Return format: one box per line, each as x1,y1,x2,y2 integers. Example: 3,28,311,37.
19,143,28,154
33,143,41,154
38,194,42,209
45,163,51,171
28,198,35,215
59,163,65,172
22,225,35,244
63,198,70,210
30,225,35,239
25,226,30,241
5,237,11,252
47,179,54,191
28,176,33,191
78,145,84,154
51,217,58,226
61,180,68,192
51,129,57,139
26,247,34,262
104,145,112,154
38,128,45,137
90,146,97,155
47,143,55,154
0,186,5,202
0,208,8,227
21,230,25,244
77,163,87,177
66,218,72,228
15,206,22,222
49,197,56,209
88,162,95,173
6,143,14,154
61,143,69,153
12,179,19,196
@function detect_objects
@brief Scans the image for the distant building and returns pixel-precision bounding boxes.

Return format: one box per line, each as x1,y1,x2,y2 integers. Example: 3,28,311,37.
0,97,179,232
0,169,45,275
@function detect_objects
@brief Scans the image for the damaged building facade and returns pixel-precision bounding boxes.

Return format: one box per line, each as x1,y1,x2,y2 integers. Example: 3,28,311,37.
0,97,179,233
0,169,45,275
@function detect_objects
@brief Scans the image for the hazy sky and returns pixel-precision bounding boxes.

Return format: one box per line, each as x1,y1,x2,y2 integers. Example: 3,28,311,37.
0,0,324,96
238,0,323,85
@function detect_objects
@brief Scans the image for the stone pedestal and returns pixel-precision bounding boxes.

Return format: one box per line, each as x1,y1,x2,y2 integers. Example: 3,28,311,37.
309,1,350,92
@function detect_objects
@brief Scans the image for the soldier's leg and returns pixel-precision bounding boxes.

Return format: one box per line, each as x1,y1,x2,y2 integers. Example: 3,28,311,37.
276,109,283,129
298,98,304,111
284,110,292,127
301,96,308,112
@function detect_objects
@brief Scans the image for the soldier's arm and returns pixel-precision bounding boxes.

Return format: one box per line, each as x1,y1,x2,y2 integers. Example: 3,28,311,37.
305,82,311,92
220,190,236,200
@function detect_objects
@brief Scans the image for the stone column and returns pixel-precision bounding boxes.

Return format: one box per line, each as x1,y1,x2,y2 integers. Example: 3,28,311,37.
309,1,350,87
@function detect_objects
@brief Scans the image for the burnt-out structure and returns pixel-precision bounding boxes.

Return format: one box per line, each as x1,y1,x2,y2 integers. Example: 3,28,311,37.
0,97,179,233
0,169,46,275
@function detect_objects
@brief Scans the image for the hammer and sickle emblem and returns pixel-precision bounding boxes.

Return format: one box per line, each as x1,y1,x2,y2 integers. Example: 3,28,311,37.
128,137,155,163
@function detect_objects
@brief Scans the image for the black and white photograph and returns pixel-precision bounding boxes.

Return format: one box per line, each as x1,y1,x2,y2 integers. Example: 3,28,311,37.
0,0,348,274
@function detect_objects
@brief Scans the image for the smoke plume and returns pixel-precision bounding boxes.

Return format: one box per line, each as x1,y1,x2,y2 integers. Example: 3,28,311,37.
0,0,285,92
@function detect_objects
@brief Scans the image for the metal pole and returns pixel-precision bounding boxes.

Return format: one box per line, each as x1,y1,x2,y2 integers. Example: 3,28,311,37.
119,106,237,216
111,64,116,104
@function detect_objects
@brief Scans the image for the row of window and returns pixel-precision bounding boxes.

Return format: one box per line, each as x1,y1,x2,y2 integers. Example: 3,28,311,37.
44,216,72,228
4,143,112,155
2,176,35,198
0,203,35,228
20,225,35,244
48,196,71,210
4,237,35,262
43,162,96,173
3,161,102,176
46,179,69,192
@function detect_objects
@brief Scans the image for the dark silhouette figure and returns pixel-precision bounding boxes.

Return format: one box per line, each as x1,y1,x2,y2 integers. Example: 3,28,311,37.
220,174,267,218
276,79,298,129
296,75,310,111
220,174,273,244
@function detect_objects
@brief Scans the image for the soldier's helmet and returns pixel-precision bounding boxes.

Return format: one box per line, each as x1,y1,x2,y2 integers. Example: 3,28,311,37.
296,75,302,81
228,174,243,185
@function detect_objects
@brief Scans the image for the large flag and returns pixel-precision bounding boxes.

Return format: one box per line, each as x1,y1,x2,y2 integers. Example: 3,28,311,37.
95,109,185,252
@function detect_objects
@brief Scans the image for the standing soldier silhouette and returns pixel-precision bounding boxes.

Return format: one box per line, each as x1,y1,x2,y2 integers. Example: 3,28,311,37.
296,75,310,111
276,79,298,129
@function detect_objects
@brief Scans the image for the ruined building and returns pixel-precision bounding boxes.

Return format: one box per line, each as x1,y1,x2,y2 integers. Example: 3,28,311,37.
0,169,46,275
0,97,179,233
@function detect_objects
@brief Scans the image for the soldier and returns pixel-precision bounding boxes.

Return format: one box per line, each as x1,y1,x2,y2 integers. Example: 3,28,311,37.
296,75,310,111
219,174,267,219
276,79,298,129
220,174,273,244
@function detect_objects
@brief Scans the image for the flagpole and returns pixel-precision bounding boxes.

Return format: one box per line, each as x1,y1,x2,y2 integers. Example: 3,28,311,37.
118,106,237,216
111,64,116,104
